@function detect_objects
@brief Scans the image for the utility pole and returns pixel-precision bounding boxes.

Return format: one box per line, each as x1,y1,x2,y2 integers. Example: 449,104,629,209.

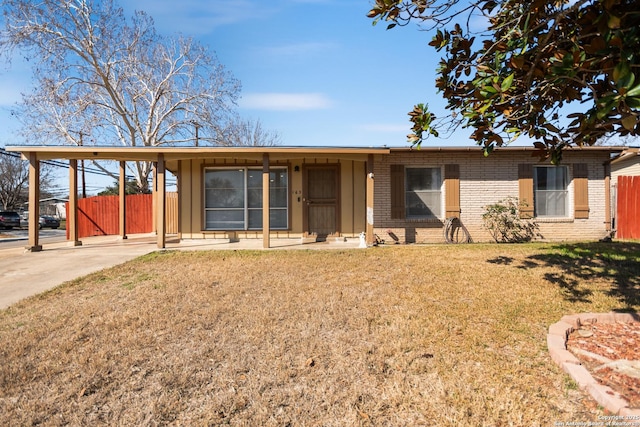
192,121,200,147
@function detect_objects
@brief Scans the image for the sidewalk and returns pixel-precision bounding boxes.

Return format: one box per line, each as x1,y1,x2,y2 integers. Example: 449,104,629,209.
0,234,362,310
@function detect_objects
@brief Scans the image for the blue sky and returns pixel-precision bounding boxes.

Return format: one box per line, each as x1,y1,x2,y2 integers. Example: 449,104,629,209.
0,0,476,150
125,0,458,148
129,0,471,148
0,0,483,193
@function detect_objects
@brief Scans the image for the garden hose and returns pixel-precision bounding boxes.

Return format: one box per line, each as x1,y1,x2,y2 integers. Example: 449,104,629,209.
443,217,472,244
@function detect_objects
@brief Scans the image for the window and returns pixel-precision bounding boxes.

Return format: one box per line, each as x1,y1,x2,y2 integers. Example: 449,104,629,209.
204,167,288,230
534,166,568,217
405,167,442,218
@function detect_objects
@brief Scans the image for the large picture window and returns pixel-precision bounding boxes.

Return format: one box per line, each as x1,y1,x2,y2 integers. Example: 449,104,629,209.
205,167,288,230
534,166,568,217
405,167,442,218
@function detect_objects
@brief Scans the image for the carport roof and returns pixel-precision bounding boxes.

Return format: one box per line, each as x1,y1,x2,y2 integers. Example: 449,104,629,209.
5,145,391,162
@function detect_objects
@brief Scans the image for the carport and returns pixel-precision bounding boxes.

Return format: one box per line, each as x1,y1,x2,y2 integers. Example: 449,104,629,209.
6,146,382,251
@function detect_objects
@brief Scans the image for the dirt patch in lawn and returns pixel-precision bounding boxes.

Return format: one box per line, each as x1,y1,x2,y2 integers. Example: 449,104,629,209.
1,243,639,425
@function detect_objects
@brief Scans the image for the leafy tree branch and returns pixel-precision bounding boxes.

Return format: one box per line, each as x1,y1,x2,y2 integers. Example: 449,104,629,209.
368,0,640,162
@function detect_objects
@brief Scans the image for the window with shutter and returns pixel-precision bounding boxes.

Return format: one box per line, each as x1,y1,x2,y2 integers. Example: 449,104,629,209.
534,166,569,217
390,165,443,219
405,167,442,218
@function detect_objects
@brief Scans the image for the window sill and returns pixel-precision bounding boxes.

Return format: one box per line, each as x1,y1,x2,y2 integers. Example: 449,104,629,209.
535,217,574,223
404,217,442,223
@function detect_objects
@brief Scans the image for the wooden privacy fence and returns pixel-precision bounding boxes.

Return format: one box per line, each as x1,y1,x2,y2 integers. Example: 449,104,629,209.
66,193,178,239
616,176,640,240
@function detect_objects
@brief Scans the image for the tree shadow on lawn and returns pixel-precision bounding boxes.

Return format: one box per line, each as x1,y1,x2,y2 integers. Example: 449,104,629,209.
488,242,640,310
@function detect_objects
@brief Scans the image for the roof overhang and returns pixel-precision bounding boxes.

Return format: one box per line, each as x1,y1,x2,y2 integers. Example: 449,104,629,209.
609,147,640,165
388,145,627,153
5,145,391,163
6,144,626,165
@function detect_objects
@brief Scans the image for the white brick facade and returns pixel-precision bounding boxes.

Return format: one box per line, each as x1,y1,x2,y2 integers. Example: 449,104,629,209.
373,148,614,243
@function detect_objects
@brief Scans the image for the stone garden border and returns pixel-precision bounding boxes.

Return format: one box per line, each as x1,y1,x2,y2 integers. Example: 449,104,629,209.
548,312,640,416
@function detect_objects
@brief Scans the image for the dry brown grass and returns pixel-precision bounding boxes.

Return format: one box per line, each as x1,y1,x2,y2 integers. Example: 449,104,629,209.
1,242,639,426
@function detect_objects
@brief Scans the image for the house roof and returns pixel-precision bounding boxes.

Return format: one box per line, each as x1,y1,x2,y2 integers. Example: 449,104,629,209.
5,144,625,162
389,145,626,153
610,147,640,165
4,145,391,162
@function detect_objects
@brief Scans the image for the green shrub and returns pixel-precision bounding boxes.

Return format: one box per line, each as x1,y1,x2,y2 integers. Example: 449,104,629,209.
482,197,540,243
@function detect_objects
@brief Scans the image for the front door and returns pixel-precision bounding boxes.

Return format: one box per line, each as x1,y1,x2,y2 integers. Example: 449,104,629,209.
303,165,339,240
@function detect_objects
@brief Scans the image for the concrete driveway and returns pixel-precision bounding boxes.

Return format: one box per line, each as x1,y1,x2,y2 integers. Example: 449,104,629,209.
0,234,158,310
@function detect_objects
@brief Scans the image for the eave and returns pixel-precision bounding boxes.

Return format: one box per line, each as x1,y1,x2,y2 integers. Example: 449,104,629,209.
5,145,391,162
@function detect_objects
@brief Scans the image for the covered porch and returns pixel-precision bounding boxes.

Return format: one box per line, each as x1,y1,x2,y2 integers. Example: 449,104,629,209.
6,146,388,251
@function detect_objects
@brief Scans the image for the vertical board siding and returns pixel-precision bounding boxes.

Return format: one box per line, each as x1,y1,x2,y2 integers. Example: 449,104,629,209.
617,176,640,239
166,192,179,234
67,193,178,238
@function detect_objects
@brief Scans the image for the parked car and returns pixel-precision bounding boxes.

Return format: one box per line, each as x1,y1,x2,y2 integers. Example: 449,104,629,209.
0,211,21,230
39,216,60,229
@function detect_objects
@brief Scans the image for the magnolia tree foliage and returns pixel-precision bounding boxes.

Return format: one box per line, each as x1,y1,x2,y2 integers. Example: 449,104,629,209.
0,0,240,191
368,0,640,162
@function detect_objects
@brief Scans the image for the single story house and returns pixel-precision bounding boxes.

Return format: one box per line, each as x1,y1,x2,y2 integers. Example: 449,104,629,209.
611,147,640,181
21,197,69,220
6,145,624,251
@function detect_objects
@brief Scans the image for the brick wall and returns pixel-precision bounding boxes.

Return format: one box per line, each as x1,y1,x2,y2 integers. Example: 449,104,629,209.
373,149,611,243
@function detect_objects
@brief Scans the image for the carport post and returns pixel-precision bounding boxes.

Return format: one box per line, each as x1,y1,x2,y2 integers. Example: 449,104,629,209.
26,152,42,252
119,161,127,240
262,153,270,249
156,154,166,249
67,159,82,246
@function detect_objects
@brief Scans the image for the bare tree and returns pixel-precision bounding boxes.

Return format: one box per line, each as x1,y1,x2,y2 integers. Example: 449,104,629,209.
1,0,240,192
596,134,639,147
0,149,53,210
221,118,282,147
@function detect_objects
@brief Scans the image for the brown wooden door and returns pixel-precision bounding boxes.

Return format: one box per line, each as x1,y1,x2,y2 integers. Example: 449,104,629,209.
303,165,339,240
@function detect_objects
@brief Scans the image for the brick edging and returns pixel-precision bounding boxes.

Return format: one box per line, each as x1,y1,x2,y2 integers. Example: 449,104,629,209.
547,312,640,416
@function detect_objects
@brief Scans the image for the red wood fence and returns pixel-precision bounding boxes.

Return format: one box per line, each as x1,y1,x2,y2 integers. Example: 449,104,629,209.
616,176,640,240
66,193,178,239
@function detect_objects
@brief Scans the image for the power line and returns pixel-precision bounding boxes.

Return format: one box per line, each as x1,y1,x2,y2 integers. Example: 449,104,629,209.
0,148,176,185
0,148,133,179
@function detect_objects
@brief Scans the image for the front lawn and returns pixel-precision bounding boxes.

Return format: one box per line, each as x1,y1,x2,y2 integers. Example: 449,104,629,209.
1,243,638,425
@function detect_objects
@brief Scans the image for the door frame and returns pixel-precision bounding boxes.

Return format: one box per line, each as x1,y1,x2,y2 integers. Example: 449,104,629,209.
302,163,341,238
